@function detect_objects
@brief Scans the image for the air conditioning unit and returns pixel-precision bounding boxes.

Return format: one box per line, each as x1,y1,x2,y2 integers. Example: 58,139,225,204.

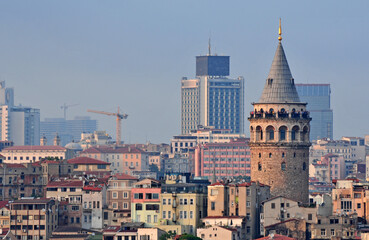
17,220,22,223
23,229,27,233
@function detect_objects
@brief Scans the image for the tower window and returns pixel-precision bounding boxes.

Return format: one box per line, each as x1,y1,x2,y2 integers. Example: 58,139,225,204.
282,152,285,158
293,152,296,158
258,163,262,171
281,162,286,171
279,126,287,141
259,153,261,158
269,153,272,158
303,162,306,171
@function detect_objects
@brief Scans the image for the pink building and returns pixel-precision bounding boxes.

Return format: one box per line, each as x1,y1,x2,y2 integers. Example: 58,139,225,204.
193,138,251,179
310,153,345,183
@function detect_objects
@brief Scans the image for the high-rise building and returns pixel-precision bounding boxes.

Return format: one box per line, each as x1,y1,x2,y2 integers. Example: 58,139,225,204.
181,48,244,134
40,116,97,146
0,81,40,145
296,84,333,141
248,23,311,204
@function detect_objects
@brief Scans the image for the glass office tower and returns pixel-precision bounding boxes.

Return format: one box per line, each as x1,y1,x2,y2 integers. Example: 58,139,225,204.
296,84,333,140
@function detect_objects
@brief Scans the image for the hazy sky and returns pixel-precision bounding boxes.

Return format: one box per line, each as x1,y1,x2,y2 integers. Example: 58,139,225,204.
0,1,368,143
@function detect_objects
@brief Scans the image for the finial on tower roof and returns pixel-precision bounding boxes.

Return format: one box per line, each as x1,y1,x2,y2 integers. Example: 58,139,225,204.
278,18,282,42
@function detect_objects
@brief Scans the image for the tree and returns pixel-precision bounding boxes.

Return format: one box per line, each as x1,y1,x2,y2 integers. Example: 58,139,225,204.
178,234,202,240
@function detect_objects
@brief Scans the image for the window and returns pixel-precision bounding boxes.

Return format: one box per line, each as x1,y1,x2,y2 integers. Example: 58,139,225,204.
113,192,118,199
123,202,128,209
168,211,171,219
190,211,193,219
134,193,143,199
321,229,326,236
163,211,166,219
163,199,166,205
358,203,361,209
168,199,171,205
211,202,215,210
183,211,187,219
308,214,312,220
154,215,158,223
246,201,250,207
258,163,262,171
190,199,194,205
112,202,118,209
180,199,183,205
123,192,128,198
135,204,143,211
184,199,188,205
147,215,151,223
271,203,275,209
153,193,159,199
281,162,286,171
72,206,79,211
179,211,183,219
331,229,335,236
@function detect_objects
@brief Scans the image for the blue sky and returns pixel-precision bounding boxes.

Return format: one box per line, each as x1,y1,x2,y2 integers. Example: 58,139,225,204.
0,1,368,143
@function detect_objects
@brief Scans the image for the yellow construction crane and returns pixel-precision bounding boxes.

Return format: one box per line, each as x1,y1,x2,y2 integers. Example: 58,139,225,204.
87,107,128,146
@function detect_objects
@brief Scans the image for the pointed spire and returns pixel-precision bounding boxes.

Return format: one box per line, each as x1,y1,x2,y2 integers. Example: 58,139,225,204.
258,21,300,103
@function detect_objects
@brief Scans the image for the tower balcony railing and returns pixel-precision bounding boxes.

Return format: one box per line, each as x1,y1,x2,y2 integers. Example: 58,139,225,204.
249,111,310,120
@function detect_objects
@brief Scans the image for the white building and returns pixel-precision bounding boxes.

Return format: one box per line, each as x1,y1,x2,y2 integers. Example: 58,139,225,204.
0,81,40,146
1,145,70,163
171,126,245,154
82,185,107,230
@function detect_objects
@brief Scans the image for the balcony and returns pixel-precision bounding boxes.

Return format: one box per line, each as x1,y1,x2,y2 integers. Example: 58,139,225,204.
249,111,310,120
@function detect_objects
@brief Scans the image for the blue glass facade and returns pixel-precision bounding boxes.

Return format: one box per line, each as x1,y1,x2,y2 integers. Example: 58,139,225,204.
296,84,333,140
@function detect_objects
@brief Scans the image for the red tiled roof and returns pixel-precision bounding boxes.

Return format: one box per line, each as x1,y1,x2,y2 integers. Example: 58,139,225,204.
2,163,26,168
0,200,9,209
3,146,66,151
83,186,102,191
82,146,145,154
113,173,138,180
209,182,225,186
47,180,83,187
103,226,121,233
67,157,110,165
255,234,296,240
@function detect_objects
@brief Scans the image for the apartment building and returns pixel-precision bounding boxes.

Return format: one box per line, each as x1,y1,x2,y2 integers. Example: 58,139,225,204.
80,146,149,175
106,173,139,226
1,146,71,164
67,156,111,173
0,201,10,229
9,198,58,240
46,180,84,227
193,138,251,179
158,180,208,235
131,179,161,227
207,181,270,240
309,154,345,183
82,185,107,230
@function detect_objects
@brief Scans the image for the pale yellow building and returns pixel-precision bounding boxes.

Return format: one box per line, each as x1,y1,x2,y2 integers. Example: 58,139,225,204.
197,226,240,240
67,156,111,172
1,145,71,163
0,201,10,229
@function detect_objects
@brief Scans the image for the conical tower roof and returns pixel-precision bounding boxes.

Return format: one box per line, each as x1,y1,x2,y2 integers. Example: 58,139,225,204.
259,42,300,103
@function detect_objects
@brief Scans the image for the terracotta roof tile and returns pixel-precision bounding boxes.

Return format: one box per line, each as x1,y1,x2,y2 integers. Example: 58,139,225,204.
67,157,110,165
3,146,66,151
82,146,145,154
112,173,138,180
47,180,83,188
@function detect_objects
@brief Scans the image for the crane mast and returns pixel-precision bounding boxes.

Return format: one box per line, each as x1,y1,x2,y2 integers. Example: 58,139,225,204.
87,107,128,146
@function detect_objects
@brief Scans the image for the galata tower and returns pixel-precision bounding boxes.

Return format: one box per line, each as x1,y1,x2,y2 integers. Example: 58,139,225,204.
249,20,311,204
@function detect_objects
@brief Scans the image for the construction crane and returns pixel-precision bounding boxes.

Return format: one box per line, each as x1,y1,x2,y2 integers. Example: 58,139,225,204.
87,107,128,146
61,103,79,120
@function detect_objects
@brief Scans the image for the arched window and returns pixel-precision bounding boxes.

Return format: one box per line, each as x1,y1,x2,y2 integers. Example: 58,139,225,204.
266,126,275,141
279,126,287,141
256,126,263,141
250,126,254,141
303,162,306,171
292,126,299,141
259,153,261,158
293,152,296,158
281,162,286,171
282,152,285,158
258,163,262,171
301,126,309,142
269,153,272,158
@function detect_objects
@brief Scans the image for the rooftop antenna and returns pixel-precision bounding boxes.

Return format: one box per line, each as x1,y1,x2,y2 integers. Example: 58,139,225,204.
278,18,282,42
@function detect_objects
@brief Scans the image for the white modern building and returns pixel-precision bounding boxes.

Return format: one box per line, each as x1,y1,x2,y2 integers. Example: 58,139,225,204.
181,49,244,135
0,81,40,145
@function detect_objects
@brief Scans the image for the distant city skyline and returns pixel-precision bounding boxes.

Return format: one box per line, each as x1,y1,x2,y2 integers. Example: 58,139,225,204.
0,1,368,143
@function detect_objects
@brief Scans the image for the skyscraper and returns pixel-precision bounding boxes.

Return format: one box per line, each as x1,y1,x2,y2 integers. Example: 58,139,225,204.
296,84,333,141
181,46,244,134
249,22,311,203
0,81,40,145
